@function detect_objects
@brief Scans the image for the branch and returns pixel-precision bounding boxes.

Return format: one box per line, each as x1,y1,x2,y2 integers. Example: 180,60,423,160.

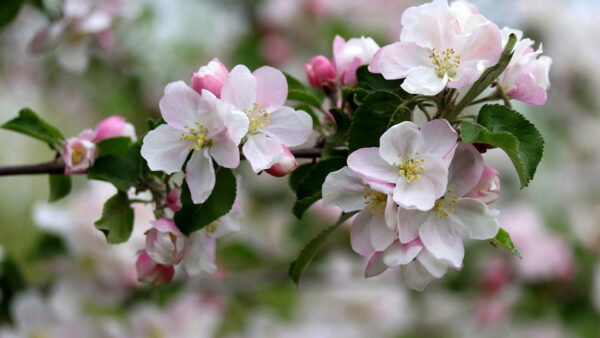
0,147,328,176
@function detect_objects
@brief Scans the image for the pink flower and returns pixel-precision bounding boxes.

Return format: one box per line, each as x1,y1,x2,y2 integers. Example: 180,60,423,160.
465,165,500,204
145,218,186,266
141,82,249,203
220,65,313,172
396,143,500,268
499,28,552,106
136,250,175,286
322,167,396,257
264,145,298,177
63,129,98,174
191,58,229,98
93,115,137,142
332,35,380,87
347,119,458,211
305,55,336,91
369,0,502,95
166,187,182,213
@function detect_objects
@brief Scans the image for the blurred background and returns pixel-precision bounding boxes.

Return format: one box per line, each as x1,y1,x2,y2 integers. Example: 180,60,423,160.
0,0,599,337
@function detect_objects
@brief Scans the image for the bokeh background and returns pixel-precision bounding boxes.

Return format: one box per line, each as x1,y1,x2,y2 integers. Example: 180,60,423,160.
0,0,599,337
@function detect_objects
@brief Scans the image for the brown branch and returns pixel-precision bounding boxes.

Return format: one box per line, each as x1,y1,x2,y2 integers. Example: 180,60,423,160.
0,148,329,176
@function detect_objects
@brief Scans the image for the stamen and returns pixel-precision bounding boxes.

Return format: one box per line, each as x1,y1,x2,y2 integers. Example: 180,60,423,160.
363,187,387,215
246,102,272,134
180,123,211,151
394,151,425,183
429,48,461,78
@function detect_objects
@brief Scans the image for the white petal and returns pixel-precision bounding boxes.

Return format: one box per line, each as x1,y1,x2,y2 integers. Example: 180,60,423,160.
351,209,375,256
449,198,500,240
393,176,437,211
186,149,215,204
221,65,257,109
365,252,388,278
369,214,396,251
397,208,429,243
209,128,241,169
322,167,369,212
384,195,398,230
375,41,432,79
57,39,89,72
401,261,436,291
141,124,190,174
347,148,397,184
420,119,458,164
221,109,249,144
401,66,447,96
383,240,422,267
416,249,448,278
242,134,284,172
447,143,484,196
379,121,424,165
159,81,202,130
264,107,312,147
420,154,450,199
419,214,464,268
253,66,288,111
183,231,217,276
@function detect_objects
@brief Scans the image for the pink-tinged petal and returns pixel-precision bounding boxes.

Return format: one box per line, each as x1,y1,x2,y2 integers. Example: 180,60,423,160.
400,0,453,50
420,119,458,163
57,39,89,72
322,167,369,212
152,218,183,234
93,116,125,142
28,22,66,54
419,214,464,268
347,148,397,184
447,143,484,196
94,29,114,50
263,106,312,147
465,165,500,204
369,214,396,251
265,145,298,177
507,72,548,106
401,66,448,95
367,181,395,195
209,128,240,169
242,134,284,172
372,42,431,80
146,219,185,265
221,109,249,144
186,149,215,204
183,230,217,276
384,195,398,230
221,65,257,110
159,81,202,131
420,154,450,198
449,198,500,240
394,159,445,211
305,55,336,89
351,210,375,256
365,251,388,278
401,260,436,291
192,74,225,98
459,21,502,68
141,124,190,174
332,35,345,69
136,251,174,285
167,187,182,212
253,66,288,111
447,66,476,90
397,208,429,243
383,239,423,267
341,56,362,87
379,121,424,165
416,249,448,278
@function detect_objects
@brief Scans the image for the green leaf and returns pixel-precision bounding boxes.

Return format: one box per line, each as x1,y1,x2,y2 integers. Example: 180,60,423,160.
1,108,64,146
342,87,369,109
27,233,66,261
94,191,134,244
445,34,517,120
284,72,324,108
48,174,71,202
0,258,25,322
87,143,142,191
289,211,358,286
460,104,544,188
95,136,133,157
356,65,405,91
0,0,23,29
326,108,351,144
289,162,313,192
492,227,522,258
174,167,237,235
292,192,322,220
348,91,411,152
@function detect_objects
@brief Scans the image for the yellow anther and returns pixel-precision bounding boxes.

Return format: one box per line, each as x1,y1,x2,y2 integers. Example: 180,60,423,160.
395,151,425,183
363,187,387,215
205,224,217,234
246,102,272,134
429,47,461,78
433,196,456,219
71,145,85,164
181,123,211,151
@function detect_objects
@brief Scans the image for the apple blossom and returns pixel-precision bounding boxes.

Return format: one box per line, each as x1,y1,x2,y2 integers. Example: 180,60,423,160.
166,187,182,212
191,58,229,98
93,115,137,142
63,129,98,174
465,165,500,204
265,145,298,177
141,82,249,203
220,65,312,172
332,35,380,87
135,250,175,286
347,119,458,211
369,0,502,95
322,167,396,256
145,218,186,266
397,143,500,268
499,28,552,106
305,55,336,91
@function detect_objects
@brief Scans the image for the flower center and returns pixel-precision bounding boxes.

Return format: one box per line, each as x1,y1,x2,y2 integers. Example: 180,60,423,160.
433,191,457,219
205,223,217,234
363,187,387,215
71,144,85,164
394,150,425,183
180,122,211,151
429,48,461,78
245,102,271,134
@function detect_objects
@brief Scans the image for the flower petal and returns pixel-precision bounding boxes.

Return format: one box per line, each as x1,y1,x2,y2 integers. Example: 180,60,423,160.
449,198,500,240
141,124,190,174
419,214,464,268
159,81,201,130
347,148,397,185
351,210,375,256
420,119,458,165
384,195,398,230
401,66,448,95
383,239,423,267
397,208,429,243
322,167,369,212
401,260,436,291
393,175,437,211
372,41,431,80
221,65,257,109
242,134,284,172
253,66,288,111
183,231,217,276
186,149,215,204
447,143,484,196
379,121,424,165
369,214,396,251
209,128,241,168
365,251,388,278
263,107,312,147
417,249,448,278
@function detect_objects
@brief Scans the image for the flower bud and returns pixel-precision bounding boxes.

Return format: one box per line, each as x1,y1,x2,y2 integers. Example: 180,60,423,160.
135,250,175,285
63,129,97,174
466,165,500,204
191,58,228,98
265,145,298,177
93,115,137,142
167,187,182,212
305,55,336,91
145,218,186,265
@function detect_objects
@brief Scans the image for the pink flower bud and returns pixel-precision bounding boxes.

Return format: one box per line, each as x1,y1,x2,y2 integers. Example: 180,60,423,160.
265,145,298,177
466,165,500,204
191,58,229,98
305,55,336,91
93,115,136,142
63,129,98,174
145,218,186,266
135,250,175,285
167,187,182,212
